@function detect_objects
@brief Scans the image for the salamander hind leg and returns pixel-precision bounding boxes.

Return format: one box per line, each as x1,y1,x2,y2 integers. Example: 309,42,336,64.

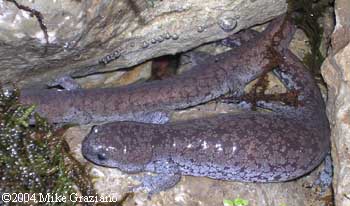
220,29,259,48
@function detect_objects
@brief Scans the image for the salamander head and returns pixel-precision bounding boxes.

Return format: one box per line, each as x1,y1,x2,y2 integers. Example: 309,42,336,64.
82,124,152,173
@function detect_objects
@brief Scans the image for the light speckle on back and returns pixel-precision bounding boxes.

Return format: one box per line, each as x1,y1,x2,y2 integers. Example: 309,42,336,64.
81,15,330,193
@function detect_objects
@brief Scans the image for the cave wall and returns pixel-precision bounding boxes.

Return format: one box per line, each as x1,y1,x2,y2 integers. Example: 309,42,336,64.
321,0,350,205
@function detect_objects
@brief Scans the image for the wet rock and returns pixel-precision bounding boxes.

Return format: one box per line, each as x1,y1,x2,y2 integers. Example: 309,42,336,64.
319,6,335,58
0,0,287,88
321,0,350,203
330,0,350,53
289,29,312,61
75,61,152,88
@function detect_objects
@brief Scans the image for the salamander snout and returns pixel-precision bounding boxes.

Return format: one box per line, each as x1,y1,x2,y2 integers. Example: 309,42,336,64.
81,126,117,167
81,124,153,173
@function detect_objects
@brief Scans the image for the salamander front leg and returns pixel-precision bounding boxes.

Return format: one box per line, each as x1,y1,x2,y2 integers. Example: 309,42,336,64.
133,173,181,198
132,158,181,197
47,75,81,91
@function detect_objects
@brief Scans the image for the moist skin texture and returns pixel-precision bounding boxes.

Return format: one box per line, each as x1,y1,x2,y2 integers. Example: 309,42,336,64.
19,15,330,194
80,16,330,195
19,15,292,125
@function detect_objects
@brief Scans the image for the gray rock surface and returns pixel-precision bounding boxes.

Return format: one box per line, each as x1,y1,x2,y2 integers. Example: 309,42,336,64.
0,0,286,88
321,0,350,205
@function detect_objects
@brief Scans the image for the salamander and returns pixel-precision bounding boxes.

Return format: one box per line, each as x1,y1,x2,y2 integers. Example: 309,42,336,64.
80,15,330,195
19,15,293,126
18,14,330,195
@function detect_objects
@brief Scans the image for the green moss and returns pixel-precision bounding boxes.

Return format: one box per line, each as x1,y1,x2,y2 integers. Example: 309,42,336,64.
223,198,249,206
0,86,124,205
288,0,334,76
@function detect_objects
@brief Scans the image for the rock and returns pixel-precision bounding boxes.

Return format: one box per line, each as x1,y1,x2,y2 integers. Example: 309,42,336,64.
75,61,152,89
330,0,350,53
319,6,335,58
321,0,350,203
289,29,312,61
0,0,287,88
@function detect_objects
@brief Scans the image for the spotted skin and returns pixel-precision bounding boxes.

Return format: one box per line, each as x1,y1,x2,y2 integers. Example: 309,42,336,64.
19,15,292,125
81,16,330,194
18,15,330,194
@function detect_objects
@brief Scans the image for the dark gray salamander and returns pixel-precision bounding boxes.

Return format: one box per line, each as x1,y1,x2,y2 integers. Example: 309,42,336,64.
81,20,330,193
19,15,292,125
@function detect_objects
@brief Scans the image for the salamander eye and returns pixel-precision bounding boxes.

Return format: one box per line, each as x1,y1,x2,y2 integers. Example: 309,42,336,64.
97,152,107,161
